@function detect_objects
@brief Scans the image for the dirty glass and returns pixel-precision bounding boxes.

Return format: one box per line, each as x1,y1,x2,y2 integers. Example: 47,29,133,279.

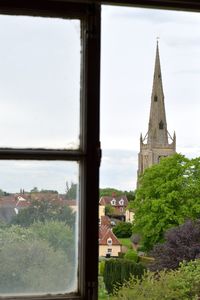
0,16,80,149
0,160,79,295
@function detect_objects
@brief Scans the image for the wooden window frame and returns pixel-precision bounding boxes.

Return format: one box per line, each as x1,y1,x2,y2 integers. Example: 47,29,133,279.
0,1,199,300
0,1,101,300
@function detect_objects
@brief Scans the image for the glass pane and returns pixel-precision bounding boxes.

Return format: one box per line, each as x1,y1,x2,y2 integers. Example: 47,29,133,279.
0,160,79,296
0,16,80,149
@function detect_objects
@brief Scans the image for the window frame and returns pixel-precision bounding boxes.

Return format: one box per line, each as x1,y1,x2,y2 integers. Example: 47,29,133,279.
0,1,199,300
0,2,101,300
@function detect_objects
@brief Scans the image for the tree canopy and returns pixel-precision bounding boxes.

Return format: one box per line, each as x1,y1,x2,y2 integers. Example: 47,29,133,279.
100,188,135,202
132,153,200,251
11,199,76,229
66,182,77,200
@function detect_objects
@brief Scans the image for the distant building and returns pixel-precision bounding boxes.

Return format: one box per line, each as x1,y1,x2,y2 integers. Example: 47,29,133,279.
99,194,128,221
99,225,122,257
137,42,176,185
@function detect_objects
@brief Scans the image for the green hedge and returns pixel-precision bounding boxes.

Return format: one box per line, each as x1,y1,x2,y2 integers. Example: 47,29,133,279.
103,258,146,294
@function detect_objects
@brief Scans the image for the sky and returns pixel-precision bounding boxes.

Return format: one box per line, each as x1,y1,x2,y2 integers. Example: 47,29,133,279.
1,7,200,193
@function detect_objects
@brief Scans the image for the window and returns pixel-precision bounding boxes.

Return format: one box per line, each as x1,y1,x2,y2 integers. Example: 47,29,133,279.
119,198,124,206
154,95,158,102
111,198,116,205
0,1,199,300
0,2,100,300
107,238,112,245
159,120,164,129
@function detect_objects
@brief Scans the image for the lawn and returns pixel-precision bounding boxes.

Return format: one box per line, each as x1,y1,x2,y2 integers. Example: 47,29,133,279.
118,238,132,249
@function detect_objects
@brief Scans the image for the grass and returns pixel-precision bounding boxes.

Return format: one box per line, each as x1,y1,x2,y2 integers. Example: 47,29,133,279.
118,238,132,249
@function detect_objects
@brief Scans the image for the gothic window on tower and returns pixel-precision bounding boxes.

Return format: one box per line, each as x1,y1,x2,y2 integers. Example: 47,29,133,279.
159,120,164,129
154,95,158,102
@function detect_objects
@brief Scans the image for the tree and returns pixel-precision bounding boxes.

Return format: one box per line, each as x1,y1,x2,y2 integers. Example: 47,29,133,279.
30,187,39,193
66,182,77,199
105,204,115,216
99,188,135,201
11,199,76,229
150,219,200,271
132,154,200,251
124,249,139,262
113,222,132,238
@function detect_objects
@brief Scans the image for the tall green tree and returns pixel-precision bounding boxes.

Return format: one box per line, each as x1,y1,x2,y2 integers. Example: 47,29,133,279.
132,153,200,251
66,182,77,199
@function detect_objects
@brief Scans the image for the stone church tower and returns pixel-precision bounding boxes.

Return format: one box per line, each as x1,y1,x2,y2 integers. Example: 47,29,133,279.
137,42,176,184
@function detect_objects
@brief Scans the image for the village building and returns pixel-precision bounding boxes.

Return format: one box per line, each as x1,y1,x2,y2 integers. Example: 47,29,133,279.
137,42,176,185
99,194,128,222
99,224,122,258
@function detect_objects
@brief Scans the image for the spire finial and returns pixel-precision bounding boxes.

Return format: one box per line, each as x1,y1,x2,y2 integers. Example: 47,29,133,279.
156,36,160,44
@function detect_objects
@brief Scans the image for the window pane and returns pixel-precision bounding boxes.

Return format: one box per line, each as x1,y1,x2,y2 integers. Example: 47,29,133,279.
0,16,80,149
0,160,79,295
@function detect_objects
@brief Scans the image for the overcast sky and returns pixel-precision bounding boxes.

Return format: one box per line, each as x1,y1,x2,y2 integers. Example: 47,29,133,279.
1,6,200,193
100,5,200,191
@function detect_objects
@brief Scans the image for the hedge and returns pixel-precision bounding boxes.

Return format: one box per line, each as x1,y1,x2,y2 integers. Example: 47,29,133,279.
103,258,146,294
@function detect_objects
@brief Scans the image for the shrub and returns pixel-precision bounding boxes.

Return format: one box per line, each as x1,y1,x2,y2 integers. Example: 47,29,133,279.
110,259,200,300
103,258,146,294
113,222,132,238
99,260,105,276
124,249,138,262
150,219,200,271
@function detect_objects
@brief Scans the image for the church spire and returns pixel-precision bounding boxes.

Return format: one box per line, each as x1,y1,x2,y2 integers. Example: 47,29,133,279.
147,41,168,146
137,41,176,185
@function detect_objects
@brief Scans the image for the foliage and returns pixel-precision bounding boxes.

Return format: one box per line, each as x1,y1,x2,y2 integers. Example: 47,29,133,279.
150,219,200,271
0,239,73,294
105,204,115,216
99,188,135,202
110,259,200,300
103,259,146,294
98,276,108,299
132,153,200,251
30,186,39,193
99,260,105,276
0,222,75,293
11,199,76,229
66,182,77,199
30,221,74,259
124,249,139,262
113,222,132,238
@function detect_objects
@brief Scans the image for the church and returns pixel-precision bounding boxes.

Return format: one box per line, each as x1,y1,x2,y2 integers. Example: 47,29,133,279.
137,42,176,184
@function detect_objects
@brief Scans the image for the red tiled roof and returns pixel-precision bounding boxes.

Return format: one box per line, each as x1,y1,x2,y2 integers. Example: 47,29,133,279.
101,215,111,227
99,225,121,246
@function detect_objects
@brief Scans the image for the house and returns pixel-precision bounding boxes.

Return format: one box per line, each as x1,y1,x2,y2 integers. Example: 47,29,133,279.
0,194,30,222
99,225,122,257
99,194,128,221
